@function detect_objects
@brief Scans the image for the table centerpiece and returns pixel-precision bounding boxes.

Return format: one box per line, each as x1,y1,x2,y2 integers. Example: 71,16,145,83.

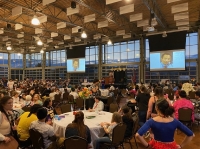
78,87,92,111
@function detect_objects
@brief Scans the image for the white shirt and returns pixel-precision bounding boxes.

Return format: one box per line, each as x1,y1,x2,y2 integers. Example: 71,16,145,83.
92,101,104,111
69,91,79,99
49,92,57,101
7,81,14,90
12,96,20,104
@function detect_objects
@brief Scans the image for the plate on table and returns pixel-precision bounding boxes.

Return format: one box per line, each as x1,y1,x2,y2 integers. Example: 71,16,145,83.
86,116,96,119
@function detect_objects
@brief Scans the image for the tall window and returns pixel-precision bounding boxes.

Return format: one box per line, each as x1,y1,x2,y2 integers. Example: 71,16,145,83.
103,40,140,64
49,50,66,66
0,53,8,64
26,53,42,68
10,53,23,68
85,46,98,64
186,33,198,59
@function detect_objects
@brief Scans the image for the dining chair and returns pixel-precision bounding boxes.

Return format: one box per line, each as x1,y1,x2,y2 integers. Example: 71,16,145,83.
104,97,114,111
189,91,196,99
178,107,193,130
54,94,61,101
29,129,45,149
101,123,127,149
124,112,139,149
109,103,118,113
64,136,88,149
60,104,71,113
76,97,84,110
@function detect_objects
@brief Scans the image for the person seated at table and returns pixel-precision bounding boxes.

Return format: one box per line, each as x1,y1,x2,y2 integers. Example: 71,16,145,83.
136,99,194,149
0,90,9,99
12,91,20,104
69,87,79,100
30,108,64,149
49,88,56,101
173,90,194,122
88,96,104,112
32,94,43,106
121,106,134,138
43,98,54,125
95,112,122,149
65,111,92,147
91,79,100,96
25,95,33,106
17,104,42,147
0,96,19,144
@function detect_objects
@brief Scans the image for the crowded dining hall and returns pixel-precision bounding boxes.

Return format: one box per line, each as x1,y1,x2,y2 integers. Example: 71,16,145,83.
0,0,200,149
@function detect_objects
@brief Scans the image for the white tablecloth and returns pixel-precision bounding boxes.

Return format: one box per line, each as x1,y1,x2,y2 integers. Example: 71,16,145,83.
82,82,93,86
53,111,112,147
99,89,109,96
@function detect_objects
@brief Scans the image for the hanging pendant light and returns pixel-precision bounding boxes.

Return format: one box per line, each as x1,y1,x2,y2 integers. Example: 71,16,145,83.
31,15,40,25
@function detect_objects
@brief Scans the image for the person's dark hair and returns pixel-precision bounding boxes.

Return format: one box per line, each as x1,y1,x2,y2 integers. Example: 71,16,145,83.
154,86,164,99
43,98,51,108
70,111,87,139
179,90,187,98
93,78,99,84
37,108,47,120
27,104,42,117
195,90,200,97
122,106,132,120
156,99,174,117
71,88,75,92
139,85,147,93
0,96,12,112
161,53,171,59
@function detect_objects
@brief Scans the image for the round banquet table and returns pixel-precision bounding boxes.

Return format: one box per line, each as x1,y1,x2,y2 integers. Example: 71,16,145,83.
53,111,112,148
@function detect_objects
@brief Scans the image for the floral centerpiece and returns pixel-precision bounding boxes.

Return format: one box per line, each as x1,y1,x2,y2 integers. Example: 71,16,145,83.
181,82,195,95
78,87,92,110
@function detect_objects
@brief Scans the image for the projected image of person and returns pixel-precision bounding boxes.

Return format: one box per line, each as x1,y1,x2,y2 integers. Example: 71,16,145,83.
72,59,79,71
160,53,173,68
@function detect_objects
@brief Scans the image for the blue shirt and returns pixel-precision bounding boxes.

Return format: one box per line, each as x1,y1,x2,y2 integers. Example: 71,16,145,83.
137,118,193,142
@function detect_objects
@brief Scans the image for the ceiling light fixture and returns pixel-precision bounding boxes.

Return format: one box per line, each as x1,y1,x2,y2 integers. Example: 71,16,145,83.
37,40,43,45
162,31,167,38
81,31,87,38
17,53,21,56
107,39,112,45
31,15,40,25
7,46,12,50
40,49,44,53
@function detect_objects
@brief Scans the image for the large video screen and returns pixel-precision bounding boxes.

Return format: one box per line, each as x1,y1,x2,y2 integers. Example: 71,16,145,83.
150,49,185,71
67,58,85,73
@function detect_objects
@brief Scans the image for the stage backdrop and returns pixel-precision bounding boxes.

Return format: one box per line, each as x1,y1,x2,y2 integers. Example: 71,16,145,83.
114,71,126,83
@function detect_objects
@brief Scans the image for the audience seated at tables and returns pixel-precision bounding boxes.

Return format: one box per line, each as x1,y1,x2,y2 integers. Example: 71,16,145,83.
88,96,104,112
135,85,150,126
65,111,92,147
29,108,64,149
17,104,42,147
43,98,55,124
69,87,79,100
120,106,134,138
12,91,20,104
173,90,194,122
0,96,19,143
32,94,43,106
95,112,122,149
136,99,194,149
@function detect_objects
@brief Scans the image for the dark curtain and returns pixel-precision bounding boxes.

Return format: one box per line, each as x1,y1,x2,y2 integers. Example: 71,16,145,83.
114,71,126,83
